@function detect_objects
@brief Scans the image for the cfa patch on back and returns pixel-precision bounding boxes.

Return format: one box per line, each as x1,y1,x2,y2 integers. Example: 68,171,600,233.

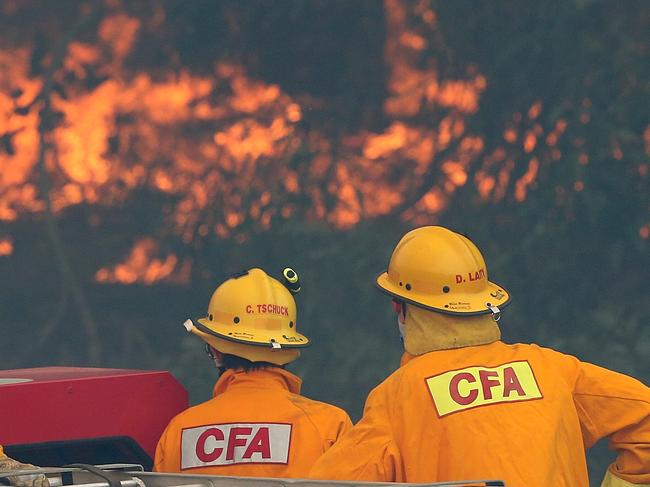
425,360,542,417
181,422,292,469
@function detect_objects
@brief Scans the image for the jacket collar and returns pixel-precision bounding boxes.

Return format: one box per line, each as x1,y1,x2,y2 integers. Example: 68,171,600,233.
213,367,302,397
403,304,501,356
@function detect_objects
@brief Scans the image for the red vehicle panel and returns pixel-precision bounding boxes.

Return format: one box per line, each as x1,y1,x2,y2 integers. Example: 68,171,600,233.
0,367,188,459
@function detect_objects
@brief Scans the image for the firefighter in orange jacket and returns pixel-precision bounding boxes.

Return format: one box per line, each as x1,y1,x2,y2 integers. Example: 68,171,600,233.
310,226,650,487
154,268,352,477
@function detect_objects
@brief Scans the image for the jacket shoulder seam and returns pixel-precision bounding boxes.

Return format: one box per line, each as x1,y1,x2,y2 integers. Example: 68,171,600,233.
573,392,650,405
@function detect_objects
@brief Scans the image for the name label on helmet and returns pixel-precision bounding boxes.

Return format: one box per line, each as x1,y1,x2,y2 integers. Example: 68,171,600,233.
425,361,542,417
455,268,486,284
245,304,290,316
181,422,292,469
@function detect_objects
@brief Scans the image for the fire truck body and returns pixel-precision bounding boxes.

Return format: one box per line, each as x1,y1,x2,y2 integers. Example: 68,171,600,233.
0,367,187,469
0,368,505,487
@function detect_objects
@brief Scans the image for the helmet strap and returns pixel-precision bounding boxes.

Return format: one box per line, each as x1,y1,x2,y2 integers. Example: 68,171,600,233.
488,305,501,322
393,299,407,341
205,343,225,369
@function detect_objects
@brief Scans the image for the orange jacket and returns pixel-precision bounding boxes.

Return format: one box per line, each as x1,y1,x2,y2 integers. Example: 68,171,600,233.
154,367,352,477
310,341,650,486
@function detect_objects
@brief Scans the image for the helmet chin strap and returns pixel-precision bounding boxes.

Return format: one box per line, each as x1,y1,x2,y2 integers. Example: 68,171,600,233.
393,299,407,342
488,305,501,322
205,343,225,368
212,355,225,369
397,313,406,342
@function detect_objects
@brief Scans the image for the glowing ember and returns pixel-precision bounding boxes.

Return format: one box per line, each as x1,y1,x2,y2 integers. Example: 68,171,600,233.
612,141,623,160
528,101,542,120
476,173,495,200
504,128,517,144
364,123,410,159
523,132,537,153
515,158,539,202
0,236,13,256
640,225,650,240
442,161,467,187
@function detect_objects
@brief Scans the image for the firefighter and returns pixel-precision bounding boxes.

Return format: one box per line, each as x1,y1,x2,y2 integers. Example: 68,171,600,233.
0,446,49,487
154,267,352,477
310,226,650,487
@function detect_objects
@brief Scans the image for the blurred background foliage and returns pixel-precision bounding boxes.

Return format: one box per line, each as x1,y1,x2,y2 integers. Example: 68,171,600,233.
0,0,648,484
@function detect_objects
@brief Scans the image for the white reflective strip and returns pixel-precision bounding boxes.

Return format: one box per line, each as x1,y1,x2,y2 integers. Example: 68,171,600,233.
181,423,292,469
0,378,33,385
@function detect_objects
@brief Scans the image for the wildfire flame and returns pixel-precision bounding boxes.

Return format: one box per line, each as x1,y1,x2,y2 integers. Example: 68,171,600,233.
1,1,644,283
95,238,190,285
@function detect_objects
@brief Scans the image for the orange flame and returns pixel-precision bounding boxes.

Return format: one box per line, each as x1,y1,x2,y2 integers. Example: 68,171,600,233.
1,0,490,246
2,0,622,284
95,238,190,285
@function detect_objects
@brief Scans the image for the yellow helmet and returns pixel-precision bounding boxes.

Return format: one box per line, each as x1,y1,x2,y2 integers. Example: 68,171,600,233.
185,268,310,365
376,226,511,315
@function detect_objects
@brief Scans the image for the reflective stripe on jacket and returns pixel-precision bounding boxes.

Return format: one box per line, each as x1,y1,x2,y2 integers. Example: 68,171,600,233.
310,341,650,486
154,367,352,477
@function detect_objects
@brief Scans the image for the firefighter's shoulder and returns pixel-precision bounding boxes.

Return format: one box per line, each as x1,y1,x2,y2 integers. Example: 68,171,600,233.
286,394,352,430
162,396,220,431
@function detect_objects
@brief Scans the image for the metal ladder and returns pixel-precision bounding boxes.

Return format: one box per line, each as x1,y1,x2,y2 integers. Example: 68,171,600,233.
0,464,505,487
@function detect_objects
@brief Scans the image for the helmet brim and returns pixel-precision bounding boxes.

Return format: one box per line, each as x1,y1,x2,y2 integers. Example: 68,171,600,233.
376,271,511,316
195,318,311,349
197,332,302,366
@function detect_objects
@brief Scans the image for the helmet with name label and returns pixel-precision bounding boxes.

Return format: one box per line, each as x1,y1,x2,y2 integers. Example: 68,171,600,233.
376,226,511,315
185,267,310,365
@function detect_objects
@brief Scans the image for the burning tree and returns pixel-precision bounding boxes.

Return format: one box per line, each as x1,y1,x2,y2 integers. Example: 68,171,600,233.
0,5,648,467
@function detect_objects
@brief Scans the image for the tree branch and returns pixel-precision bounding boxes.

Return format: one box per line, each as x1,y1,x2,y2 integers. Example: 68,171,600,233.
383,136,462,218
36,0,104,363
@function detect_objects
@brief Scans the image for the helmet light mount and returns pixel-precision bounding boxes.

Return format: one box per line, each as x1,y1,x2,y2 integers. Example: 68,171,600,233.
281,267,301,294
